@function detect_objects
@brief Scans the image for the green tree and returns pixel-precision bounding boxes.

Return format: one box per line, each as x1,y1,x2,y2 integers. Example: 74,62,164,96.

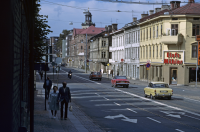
33,0,52,62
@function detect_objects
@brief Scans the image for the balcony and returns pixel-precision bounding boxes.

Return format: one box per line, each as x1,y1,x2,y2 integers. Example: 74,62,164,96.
161,34,183,45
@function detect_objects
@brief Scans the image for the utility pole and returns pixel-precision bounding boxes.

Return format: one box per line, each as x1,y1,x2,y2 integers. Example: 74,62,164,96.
85,33,87,73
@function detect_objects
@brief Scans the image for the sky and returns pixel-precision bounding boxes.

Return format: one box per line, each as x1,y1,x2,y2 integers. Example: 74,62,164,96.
39,0,191,38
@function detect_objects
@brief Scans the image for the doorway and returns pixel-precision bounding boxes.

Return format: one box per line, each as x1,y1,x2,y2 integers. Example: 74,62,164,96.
170,68,177,85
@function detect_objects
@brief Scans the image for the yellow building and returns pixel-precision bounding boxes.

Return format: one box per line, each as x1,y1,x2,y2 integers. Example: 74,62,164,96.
139,0,200,85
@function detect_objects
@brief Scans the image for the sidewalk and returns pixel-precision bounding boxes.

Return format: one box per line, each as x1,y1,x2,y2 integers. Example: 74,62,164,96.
34,78,104,132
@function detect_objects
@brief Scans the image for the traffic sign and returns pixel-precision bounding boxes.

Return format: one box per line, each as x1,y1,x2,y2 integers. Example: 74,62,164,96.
107,63,110,66
147,68,150,70
146,63,151,68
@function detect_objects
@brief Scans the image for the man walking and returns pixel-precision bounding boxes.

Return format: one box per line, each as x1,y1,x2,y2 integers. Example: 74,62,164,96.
57,82,71,120
44,77,52,99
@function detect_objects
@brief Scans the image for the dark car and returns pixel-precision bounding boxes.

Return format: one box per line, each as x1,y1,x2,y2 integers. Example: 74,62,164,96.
111,76,130,88
89,72,102,81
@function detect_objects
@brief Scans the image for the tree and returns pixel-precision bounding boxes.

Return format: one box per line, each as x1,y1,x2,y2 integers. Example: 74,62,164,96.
33,0,52,62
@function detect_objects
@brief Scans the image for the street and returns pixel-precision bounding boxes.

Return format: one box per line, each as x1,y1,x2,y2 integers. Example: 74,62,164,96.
42,66,200,132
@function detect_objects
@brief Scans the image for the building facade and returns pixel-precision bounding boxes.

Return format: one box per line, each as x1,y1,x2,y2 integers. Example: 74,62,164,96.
89,26,112,73
123,18,140,80
109,28,125,76
139,0,200,85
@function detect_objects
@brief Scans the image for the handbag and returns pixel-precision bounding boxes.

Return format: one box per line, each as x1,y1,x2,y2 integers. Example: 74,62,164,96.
69,104,72,112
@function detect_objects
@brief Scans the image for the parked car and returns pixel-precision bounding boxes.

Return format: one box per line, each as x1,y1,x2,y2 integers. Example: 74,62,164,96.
144,82,173,100
111,76,130,88
89,72,102,81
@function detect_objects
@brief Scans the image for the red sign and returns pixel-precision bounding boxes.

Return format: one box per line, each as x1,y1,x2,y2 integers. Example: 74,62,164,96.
164,52,183,65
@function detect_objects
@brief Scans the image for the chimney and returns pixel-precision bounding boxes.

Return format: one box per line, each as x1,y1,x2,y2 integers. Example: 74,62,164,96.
161,5,170,10
105,25,108,32
155,8,161,13
133,17,137,22
112,23,118,32
149,10,154,15
108,25,112,32
188,0,195,3
170,1,181,10
141,14,148,18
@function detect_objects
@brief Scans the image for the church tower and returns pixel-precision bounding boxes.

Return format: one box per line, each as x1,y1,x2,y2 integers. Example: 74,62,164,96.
81,8,95,29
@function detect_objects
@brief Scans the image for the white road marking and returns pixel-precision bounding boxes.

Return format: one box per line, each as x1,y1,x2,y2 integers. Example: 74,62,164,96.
175,129,185,132
95,104,128,106
184,97,200,103
95,93,100,96
126,108,137,113
146,117,161,123
105,114,137,123
103,97,109,100
114,102,121,106
160,111,181,118
90,98,135,102
115,89,200,117
184,114,200,121
72,96,103,99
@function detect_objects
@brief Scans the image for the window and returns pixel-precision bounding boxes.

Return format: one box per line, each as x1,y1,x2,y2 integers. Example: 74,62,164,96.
141,30,142,41
109,52,112,59
149,46,151,57
156,45,158,58
143,46,145,58
153,27,155,38
146,29,148,39
146,46,148,58
192,24,199,36
161,25,162,36
156,26,158,38
144,29,145,40
141,47,142,58
81,46,83,49
102,52,106,58
160,44,162,58
171,24,178,36
172,18,178,20
193,18,200,20
153,45,154,58
192,45,197,58
150,28,151,39
88,46,90,49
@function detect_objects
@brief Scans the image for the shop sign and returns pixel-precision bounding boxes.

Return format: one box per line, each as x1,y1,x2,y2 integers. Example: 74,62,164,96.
164,52,183,65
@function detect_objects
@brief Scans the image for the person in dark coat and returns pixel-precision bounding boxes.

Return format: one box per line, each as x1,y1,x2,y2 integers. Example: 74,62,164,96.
44,77,52,99
57,82,71,120
40,71,43,80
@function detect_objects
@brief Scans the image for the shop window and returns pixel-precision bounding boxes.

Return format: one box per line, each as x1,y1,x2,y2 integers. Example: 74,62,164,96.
171,24,178,36
189,68,200,82
192,45,197,58
192,24,199,36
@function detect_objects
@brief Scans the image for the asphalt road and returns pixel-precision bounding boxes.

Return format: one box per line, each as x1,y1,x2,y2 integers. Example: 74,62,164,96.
45,66,200,132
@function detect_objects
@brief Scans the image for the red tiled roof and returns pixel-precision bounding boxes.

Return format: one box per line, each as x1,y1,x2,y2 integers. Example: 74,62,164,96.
80,25,105,35
169,3,200,15
73,25,105,36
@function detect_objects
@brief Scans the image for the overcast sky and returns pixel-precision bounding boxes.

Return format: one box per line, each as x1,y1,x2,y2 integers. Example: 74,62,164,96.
39,0,190,38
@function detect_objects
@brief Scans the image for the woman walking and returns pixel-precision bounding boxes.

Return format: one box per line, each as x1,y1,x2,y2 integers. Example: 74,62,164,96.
48,86,59,118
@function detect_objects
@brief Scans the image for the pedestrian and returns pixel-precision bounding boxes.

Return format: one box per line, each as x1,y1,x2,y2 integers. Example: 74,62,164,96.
48,86,59,118
43,77,52,99
40,71,43,80
57,82,71,120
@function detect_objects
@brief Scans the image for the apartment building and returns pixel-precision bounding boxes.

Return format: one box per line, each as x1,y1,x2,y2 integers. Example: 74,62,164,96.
123,18,140,80
139,0,200,85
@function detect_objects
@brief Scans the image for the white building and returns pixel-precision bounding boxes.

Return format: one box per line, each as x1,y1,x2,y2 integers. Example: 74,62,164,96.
109,29,125,76
123,19,140,80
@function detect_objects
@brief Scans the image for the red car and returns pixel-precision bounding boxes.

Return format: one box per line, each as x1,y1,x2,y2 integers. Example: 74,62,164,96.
111,76,130,88
89,72,102,81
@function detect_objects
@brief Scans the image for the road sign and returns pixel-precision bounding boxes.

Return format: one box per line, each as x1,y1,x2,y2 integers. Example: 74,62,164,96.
147,68,150,70
107,63,110,66
146,63,151,68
